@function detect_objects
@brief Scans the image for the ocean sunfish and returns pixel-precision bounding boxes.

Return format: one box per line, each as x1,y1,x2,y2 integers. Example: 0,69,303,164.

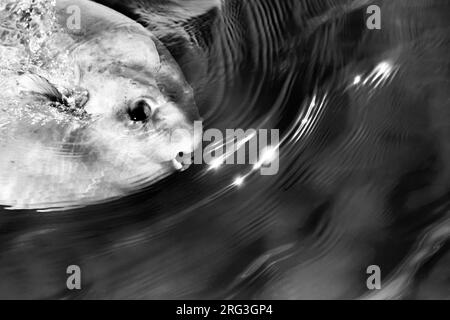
0,0,202,210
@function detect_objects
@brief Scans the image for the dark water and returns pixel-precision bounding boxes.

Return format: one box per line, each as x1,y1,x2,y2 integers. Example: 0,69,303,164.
0,0,449,299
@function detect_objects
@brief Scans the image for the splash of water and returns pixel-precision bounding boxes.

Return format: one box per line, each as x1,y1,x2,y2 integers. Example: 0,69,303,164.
0,0,78,100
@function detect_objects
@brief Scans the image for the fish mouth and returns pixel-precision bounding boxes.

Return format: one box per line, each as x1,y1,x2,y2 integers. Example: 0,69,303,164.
171,157,188,171
171,151,194,171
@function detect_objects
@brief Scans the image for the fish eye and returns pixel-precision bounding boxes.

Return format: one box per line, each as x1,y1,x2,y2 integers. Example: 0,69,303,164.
128,99,152,122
